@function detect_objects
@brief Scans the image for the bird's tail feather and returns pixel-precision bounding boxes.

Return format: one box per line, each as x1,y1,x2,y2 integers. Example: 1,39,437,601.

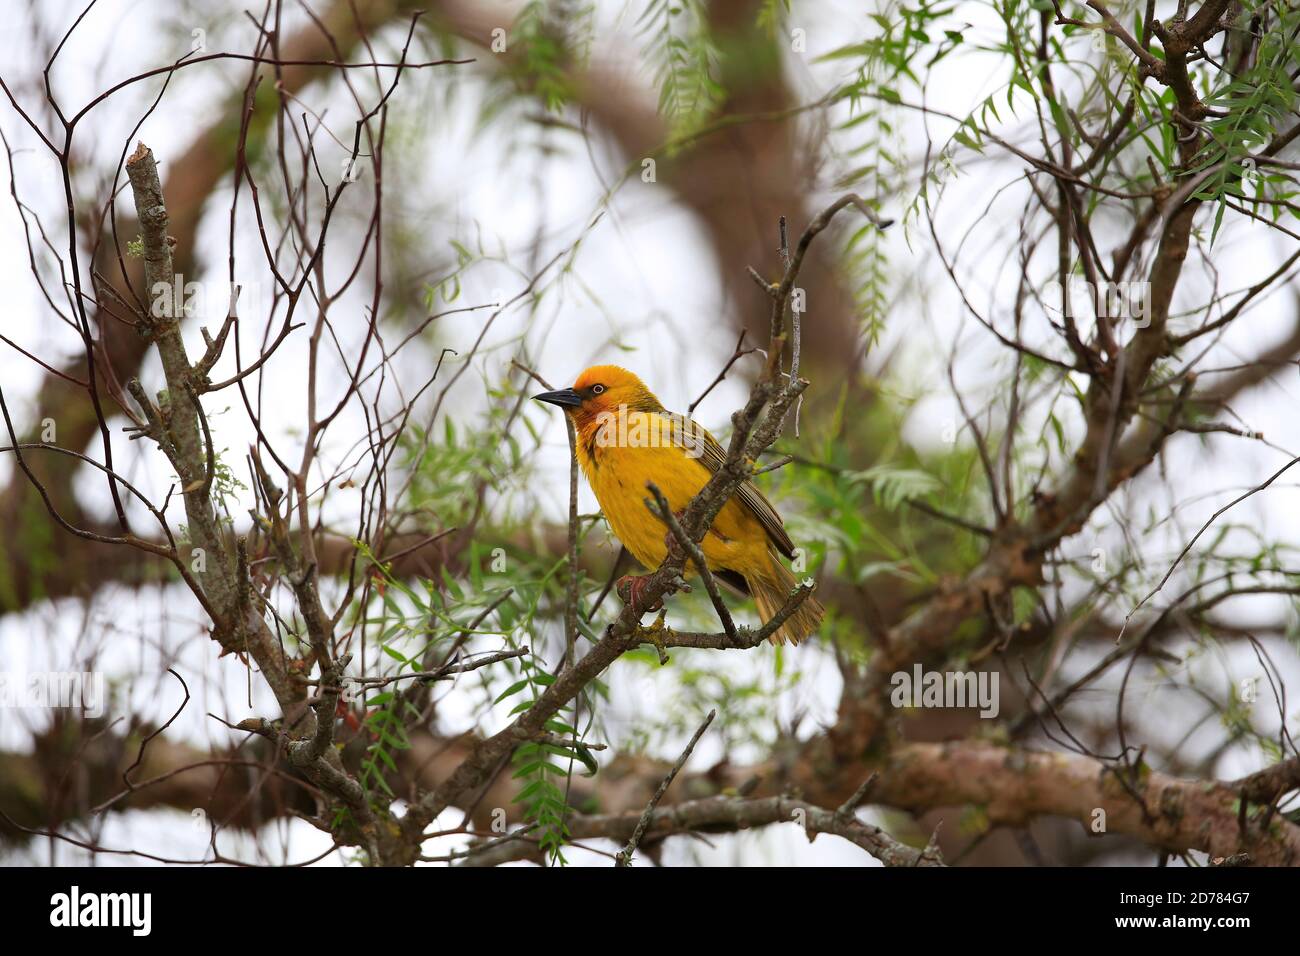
747,551,824,645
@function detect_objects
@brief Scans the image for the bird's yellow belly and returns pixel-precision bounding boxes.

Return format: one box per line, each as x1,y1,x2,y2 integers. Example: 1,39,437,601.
583,441,766,574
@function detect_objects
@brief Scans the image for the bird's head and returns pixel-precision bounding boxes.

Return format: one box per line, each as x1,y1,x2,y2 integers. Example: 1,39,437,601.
531,365,663,430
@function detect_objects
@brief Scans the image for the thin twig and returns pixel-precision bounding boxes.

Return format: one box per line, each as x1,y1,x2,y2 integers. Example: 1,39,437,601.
616,709,716,866
646,483,737,639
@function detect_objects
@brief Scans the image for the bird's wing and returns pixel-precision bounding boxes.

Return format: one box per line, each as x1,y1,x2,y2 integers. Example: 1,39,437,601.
668,412,797,560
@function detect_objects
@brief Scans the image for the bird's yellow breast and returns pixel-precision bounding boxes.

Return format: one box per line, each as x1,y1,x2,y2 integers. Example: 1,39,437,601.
576,410,768,575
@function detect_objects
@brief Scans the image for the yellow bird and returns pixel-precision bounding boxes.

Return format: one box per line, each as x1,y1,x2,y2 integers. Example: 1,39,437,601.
533,365,824,645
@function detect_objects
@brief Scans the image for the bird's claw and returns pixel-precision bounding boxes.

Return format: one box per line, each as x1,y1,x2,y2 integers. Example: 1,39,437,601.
617,574,663,614
616,572,692,618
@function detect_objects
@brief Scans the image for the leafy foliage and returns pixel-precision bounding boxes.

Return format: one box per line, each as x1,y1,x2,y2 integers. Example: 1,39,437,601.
637,0,723,141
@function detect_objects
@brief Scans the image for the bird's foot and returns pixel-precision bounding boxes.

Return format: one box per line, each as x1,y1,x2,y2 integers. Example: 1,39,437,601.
617,573,663,614
616,572,692,617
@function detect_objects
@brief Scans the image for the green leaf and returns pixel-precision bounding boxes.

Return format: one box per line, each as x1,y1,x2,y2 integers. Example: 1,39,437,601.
494,679,529,704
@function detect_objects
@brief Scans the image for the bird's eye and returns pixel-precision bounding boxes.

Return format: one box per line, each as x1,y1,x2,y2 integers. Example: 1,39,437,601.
591,384,606,394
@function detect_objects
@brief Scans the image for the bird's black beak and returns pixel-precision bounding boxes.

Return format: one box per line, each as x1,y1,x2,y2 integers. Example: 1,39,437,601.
532,388,583,409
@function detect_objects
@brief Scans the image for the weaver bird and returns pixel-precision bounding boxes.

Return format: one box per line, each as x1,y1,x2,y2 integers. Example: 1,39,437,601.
533,365,824,644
